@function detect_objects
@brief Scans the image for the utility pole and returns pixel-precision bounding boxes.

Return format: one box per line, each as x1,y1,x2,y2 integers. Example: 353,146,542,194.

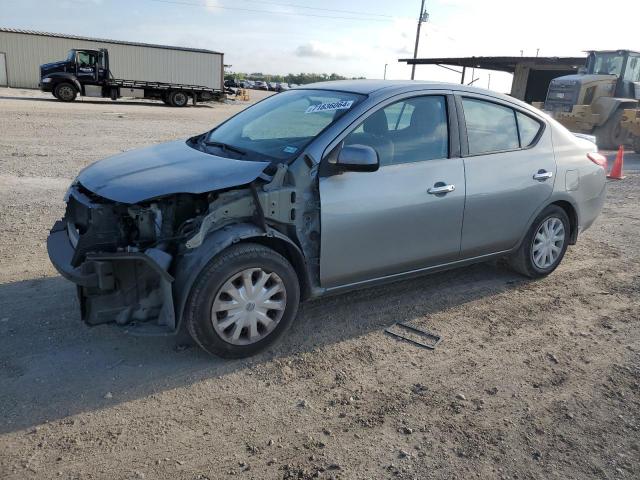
384,63,388,79
410,0,428,80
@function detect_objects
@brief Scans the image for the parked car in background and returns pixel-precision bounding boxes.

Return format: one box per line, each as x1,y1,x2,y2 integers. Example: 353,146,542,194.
47,80,607,359
253,80,268,90
268,82,278,91
224,79,239,88
239,79,254,89
276,83,289,92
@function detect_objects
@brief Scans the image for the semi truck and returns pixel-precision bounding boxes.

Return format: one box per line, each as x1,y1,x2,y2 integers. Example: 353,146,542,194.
40,48,224,107
541,49,640,150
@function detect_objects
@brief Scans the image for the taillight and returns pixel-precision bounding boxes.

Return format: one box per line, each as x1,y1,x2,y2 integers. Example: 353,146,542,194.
587,152,607,169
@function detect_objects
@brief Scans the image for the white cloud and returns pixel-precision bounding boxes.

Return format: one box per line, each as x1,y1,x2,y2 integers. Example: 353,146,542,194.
295,41,355,60
201,0,221,13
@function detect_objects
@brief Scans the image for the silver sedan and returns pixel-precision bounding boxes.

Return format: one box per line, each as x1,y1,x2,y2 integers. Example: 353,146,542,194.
48,80,608,358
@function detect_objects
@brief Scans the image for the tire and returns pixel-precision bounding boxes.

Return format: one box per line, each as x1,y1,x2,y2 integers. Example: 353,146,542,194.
186,243,300,358
594,109,628,150
54,82,77,102
168,90,189,107
508,205,570,279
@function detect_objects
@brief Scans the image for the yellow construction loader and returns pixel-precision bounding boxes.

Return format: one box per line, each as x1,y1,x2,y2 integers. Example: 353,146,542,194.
540,50,640,150
622,108,640,153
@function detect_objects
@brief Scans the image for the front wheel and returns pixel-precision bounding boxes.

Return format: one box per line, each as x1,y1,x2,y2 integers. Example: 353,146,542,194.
54,83,77,102
186,243,300,358
508,205,570,278
594,109,628,150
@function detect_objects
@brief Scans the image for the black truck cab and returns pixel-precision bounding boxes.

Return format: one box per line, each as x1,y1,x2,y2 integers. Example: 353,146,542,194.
40,49,109,99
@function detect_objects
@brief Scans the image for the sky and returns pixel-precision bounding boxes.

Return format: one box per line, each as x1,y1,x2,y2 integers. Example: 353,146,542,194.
2,0,639,93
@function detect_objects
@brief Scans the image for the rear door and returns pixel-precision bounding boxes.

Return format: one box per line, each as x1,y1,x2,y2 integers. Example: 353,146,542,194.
319,93,466,288
457,94,556,258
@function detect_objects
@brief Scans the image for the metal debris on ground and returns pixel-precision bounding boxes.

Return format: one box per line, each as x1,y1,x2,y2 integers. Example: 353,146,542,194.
384,322,442,350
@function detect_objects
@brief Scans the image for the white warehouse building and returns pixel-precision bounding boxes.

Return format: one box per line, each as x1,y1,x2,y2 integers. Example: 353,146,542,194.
0,27,224,90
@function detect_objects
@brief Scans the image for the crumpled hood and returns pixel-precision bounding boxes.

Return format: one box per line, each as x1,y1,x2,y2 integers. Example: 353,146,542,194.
77,140,269,204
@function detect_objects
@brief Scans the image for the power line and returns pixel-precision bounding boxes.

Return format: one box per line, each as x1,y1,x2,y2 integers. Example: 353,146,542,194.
146,0,396,22
235,0,394,18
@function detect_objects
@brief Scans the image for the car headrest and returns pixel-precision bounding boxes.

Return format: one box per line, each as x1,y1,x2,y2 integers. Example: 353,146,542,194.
410,100,445,130
363,109,389,136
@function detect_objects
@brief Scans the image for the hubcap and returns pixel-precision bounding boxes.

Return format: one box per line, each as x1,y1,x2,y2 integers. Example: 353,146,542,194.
211,268,286,345
531,217,565,269
174,93,187,105
58,85,74,100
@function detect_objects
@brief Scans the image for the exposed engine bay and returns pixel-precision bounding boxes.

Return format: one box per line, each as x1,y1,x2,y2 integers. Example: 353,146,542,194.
49,158,320,335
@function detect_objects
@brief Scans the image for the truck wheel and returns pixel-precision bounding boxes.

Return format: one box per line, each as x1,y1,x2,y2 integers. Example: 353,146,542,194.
54,83,77,102
594,109,628,150
185,243,300,358
168,91,189,107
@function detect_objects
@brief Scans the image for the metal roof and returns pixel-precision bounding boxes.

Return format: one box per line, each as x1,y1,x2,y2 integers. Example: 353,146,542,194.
398,56,586,73
0,27,222,55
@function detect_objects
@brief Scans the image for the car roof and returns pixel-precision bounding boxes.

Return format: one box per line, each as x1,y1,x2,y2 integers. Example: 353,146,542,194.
298,79,533,112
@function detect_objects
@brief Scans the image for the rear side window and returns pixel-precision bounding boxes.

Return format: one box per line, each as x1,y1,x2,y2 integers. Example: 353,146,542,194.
516,111,542,147
462,98,519,154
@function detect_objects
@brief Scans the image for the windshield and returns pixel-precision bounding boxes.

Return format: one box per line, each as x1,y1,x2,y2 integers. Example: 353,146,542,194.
205,89,365,162
589,52,625,76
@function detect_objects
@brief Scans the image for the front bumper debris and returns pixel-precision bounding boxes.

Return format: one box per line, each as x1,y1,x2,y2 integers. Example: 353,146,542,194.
47,220,176,332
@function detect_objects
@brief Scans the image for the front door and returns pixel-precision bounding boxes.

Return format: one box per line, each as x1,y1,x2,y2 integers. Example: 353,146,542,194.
75,50,97,83
457,94,556,258
319,94,466,288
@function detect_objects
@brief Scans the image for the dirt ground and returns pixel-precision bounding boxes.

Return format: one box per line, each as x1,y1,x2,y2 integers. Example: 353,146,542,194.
0,87,639,480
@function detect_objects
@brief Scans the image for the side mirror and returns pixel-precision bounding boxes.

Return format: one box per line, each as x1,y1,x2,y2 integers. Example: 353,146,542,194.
336,144,379,172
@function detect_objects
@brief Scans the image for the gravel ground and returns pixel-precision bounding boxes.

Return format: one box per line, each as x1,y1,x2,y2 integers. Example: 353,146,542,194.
0,87,638,480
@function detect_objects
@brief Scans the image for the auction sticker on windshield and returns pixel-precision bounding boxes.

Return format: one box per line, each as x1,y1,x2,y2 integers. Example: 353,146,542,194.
305,100,354,114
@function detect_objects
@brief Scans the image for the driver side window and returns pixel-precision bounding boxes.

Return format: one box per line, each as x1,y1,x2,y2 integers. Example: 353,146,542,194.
76,51,95,67
343,96,449,167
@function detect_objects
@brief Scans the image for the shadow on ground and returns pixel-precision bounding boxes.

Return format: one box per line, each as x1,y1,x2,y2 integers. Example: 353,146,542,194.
0,261,528,434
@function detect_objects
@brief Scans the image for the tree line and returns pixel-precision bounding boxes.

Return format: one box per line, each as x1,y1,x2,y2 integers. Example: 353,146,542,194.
224,72,365,84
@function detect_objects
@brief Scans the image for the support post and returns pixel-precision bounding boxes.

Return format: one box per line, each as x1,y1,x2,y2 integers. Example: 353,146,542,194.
410,0,427,80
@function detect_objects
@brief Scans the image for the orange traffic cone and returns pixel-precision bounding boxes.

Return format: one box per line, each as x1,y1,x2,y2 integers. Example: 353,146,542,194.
607,145,626,180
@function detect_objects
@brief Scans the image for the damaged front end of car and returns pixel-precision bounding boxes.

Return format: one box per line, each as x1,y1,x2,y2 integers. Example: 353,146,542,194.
47,141,320,335
48,182,208,332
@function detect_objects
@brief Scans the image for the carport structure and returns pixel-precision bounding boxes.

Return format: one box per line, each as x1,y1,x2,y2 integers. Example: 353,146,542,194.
399,55,586,103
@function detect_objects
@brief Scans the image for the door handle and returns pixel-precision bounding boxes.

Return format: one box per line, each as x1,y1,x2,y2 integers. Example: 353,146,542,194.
533,170,553,181
427,184,455,195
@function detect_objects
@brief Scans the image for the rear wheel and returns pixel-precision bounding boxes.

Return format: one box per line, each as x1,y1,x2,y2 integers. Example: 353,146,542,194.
54,83,77,102
168,90,189,107
508,205,570,278
594,109,628,150
186,243,300,358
